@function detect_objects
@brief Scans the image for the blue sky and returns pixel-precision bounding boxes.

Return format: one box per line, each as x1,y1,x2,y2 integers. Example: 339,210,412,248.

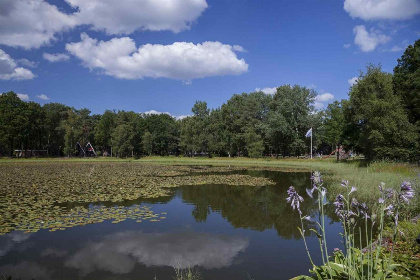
1,0,419,117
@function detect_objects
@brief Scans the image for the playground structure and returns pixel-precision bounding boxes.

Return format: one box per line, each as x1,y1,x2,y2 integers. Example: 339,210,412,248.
322,145,352,160
75,142,97,157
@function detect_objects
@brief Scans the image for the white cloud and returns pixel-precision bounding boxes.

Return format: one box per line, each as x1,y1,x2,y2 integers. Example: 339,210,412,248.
0,0,77,49
143,110,190,120
353,25,390,52
232,45,247,52
67,0,209,35
314,102,324,110
306,84,317,90
66,33,248,81
17,93,29,101
343,44,351,49
143,110,171,116
344,0,420,20
316,93,334,102
255,87,277,95
43,53,70,62
36,94,50,100
0,49,35,80
0,0,208,49
383,42,409,52
17,58,37,68
176,115,191,120
348,76,359,86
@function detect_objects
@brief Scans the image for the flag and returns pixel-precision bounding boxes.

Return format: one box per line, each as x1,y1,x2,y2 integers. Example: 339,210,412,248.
305,128,312,138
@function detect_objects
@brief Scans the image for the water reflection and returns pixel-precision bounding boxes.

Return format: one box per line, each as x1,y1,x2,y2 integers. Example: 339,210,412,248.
66,231,249,275
0,231,32,257
0,170,340,280
0,261,52,280
180,171,318,239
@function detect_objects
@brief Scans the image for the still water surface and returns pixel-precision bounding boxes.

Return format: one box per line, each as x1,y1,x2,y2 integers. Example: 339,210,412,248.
0,170,343,280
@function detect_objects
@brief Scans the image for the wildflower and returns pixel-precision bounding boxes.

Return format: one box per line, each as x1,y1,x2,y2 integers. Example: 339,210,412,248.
333,194,345,218
287,186,304,214
378,198,384,204
371,213,377,226
385,188,394,199
359,203,370,219
349,186,357,195
303,215,311,221
351,198,359,209
385,204,394,216
311,171,323,185
320,188,327,197
341,180,349,188
306,188,315,198
399,181,414,203
378,182,385,192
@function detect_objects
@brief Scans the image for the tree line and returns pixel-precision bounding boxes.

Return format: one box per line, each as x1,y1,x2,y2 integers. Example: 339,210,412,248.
1,40,419,161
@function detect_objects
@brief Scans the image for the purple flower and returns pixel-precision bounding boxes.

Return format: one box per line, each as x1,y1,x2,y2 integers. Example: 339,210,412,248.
359,203,370,219
349,186,357,195
378,198,384,204
311,171,323,185
385,204,394,216
351,198,359,209
385,188,394,199
399,181,414,203
378,182,385,192
306,188,315,198
341,180,349,188
333,194,345,217
287,186,304,214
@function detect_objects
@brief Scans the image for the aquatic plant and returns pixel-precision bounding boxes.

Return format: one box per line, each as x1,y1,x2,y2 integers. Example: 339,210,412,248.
0,163,275,235
289,171,415,280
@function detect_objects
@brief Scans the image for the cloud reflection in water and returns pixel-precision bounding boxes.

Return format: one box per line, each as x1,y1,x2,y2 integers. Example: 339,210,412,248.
65,231,249,275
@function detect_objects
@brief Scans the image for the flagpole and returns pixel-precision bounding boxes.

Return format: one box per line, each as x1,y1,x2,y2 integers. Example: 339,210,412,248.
310,127,313,159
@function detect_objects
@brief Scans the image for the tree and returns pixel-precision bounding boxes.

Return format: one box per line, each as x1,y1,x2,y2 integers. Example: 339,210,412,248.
43,103,70,156
60,109,82,157
0,92,27,156
393,39,420,126
179,117,197,156
94,110,116,154
345,65,416,160
144,114,178,155
244,128,264,158
323,100,346,159
142,130,153,156
22,102,46,156
111,123,134,157
263,85,316,157
221,92,271,156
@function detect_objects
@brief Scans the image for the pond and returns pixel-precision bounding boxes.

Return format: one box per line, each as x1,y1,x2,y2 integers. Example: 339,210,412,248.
0,164,343,280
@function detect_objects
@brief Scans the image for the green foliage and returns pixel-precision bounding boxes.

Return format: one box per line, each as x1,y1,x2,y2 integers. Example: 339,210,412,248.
244,128,264,158
292,249,410,280
263,85,316,157
393,39,420,126
344,65,417,160
0,92,28,156
324,100,346,148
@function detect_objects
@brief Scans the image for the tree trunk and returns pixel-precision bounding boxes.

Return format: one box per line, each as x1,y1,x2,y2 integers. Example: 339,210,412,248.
336,145,340,162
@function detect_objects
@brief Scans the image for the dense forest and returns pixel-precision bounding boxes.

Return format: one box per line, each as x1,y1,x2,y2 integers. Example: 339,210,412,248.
1,40,419,161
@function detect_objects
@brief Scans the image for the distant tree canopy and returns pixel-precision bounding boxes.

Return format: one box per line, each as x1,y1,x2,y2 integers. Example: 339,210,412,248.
0,40,419,161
